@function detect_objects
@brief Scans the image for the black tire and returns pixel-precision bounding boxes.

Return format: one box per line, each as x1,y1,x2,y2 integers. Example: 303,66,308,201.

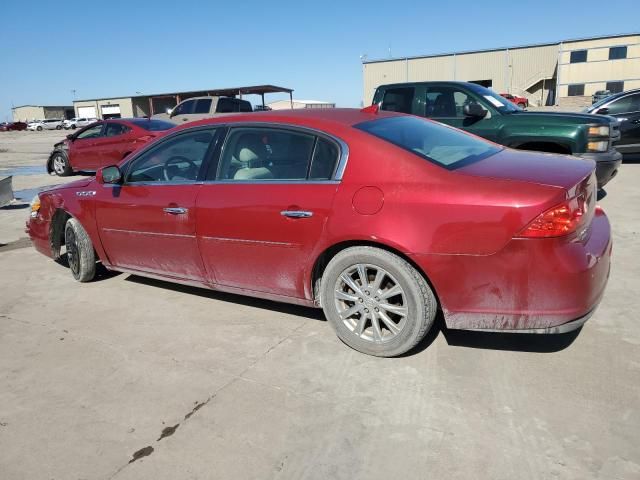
56,125,62,130
37,126,43,131
71,125,76,130
320,246,437,357
51,151,72,176
64,218,96,282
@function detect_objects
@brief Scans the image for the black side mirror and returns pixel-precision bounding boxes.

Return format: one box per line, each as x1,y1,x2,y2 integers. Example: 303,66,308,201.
596,107,609,115
464,103,488,118
97,165,122,184
66,134,75,141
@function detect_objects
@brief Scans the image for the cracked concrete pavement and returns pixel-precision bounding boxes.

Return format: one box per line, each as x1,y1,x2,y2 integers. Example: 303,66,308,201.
1,131,639,479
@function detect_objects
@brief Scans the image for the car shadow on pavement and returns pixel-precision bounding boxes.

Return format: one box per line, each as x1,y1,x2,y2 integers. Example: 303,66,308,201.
440,324,581,353
125,275,326,322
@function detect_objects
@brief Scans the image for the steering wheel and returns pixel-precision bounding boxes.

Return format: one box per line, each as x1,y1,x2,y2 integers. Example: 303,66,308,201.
162,156,197,181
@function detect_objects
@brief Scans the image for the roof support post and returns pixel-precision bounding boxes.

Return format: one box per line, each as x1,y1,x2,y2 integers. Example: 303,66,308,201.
290,91,293,109
149,97,154,116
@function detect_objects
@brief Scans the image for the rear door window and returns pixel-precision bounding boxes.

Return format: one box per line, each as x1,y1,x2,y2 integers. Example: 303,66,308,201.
379,87,415,114
217,128,316,181
216,98,236,113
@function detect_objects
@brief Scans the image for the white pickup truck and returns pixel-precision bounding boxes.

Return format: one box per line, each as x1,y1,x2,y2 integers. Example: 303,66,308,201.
153,96,253,124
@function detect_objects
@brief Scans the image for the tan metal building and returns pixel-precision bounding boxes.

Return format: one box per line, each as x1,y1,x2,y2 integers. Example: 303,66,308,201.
363,33,640,108
12,105,74,122
267,99,335,110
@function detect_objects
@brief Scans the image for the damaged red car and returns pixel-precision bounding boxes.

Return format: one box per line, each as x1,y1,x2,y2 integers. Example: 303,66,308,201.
27,108,611,357
47,118,175,176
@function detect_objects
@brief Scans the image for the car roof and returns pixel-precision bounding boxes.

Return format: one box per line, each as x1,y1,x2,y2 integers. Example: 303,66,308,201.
171,108,403,132
604,88,640,101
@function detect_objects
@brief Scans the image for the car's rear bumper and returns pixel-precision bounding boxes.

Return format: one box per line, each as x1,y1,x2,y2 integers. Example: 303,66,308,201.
410,208,612,333
576,149,622,188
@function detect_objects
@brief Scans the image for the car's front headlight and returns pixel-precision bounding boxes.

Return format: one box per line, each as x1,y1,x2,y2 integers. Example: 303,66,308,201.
587,141,609,153
30,194,41,218
588,125,609,137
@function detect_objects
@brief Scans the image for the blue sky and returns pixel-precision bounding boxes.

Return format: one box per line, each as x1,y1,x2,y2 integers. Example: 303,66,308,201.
1,0,639,121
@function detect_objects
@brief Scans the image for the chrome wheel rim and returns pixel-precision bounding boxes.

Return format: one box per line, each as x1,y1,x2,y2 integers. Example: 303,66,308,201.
334,264,408,343
65,227,79,275
53,155,65,174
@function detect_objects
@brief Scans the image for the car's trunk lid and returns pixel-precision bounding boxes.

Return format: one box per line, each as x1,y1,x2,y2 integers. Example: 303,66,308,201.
458,148,595,190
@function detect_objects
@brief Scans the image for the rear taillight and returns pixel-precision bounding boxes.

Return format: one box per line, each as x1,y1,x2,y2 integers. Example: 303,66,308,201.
517,199,585,238
517,174,595,238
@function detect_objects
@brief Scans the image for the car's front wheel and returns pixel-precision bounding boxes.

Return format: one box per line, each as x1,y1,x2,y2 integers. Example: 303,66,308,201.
37,126,43,131
56,125,62,130
51,151,72,176
320,246,437,357
64,218,96,282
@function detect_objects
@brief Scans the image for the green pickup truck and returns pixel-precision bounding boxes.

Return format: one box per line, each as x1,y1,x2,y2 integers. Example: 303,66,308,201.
372,81,622,188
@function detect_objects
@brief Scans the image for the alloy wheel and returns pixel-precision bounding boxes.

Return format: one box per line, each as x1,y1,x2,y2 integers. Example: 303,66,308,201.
334,263,408,343
53,155,66,175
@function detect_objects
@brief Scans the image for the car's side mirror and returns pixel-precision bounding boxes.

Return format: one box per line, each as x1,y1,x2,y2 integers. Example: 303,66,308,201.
596,107,609,115
463,103,488,118
97,165,122,184
66,134,75,141
167,108,175,117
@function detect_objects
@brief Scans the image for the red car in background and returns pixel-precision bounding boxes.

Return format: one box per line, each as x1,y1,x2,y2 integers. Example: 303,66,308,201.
500,93,529,108
0,121,28,131
27,109,611,357
47,118,175,176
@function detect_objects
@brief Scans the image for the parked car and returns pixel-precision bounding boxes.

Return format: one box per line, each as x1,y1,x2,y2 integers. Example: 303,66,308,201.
27,119,64,131
373,81,622,188
0,121,27,131
592,90,612,104
585,88,640,156
27,109,611,357
154,96,253,124
500,92,528,108
46,118,175,176
64,117,99,129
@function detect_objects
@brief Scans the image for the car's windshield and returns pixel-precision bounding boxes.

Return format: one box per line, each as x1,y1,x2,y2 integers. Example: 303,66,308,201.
467,84,521,113
355,115,502,169
131,119,176,131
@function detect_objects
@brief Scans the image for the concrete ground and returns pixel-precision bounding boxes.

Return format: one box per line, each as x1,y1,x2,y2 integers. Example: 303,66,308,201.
1,130,639,480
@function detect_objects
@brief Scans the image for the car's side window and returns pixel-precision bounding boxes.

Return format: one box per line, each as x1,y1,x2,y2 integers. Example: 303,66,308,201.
606,94,640,115
217,128,316,181
104,123,130,137
76,123,104,139
172,100,195,117
216,98,236,113
380,87,415,114
194,99,212,114
310,137,339,180
425,87,474,118
125,129,217,184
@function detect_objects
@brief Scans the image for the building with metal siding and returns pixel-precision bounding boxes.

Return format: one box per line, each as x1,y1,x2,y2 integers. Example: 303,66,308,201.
363,33,640,108
12,105,74,122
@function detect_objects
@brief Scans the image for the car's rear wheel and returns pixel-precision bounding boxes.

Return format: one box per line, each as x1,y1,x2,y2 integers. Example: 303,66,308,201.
37,126,43,131
56,125,62,130
320,246,437,357
64,218,96,282
51,152,72,176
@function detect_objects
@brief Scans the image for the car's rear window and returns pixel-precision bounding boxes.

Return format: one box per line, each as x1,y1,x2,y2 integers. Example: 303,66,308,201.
130,119,176,131
354,115,501,169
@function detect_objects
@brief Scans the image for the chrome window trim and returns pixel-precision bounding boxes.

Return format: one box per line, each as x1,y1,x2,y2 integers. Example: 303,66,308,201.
119,121,349,187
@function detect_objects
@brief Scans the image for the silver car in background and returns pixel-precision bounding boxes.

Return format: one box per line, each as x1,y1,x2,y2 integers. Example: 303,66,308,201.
27,119,64,131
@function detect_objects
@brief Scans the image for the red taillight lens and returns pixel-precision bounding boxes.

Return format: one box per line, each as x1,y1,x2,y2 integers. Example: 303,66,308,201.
517,196,587,238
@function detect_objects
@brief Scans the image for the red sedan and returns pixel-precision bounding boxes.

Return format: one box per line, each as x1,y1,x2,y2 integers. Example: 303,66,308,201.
0,121,28,131
47,118,175,176
27,108,611,357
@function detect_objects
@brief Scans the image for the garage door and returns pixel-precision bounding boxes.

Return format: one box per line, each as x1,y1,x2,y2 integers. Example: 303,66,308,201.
101,105,121,115
77,106,96,118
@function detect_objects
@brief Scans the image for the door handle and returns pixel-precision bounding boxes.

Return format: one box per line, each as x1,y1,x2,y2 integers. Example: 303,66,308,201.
163,207,188,214
281,210,313,218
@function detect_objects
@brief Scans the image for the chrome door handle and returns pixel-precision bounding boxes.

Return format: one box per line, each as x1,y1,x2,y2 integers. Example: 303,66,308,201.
281,210,313,218
163,207,188,214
